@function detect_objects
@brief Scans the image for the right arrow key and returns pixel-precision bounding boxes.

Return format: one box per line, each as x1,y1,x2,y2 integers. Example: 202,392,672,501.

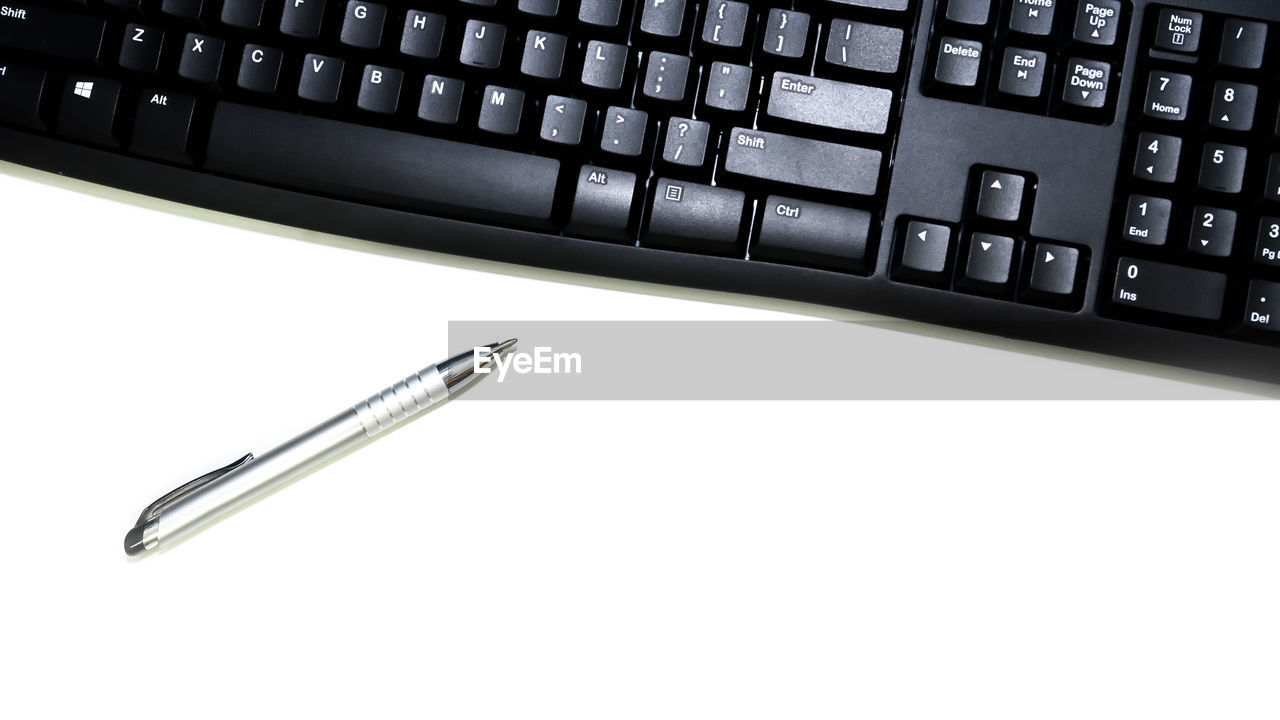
1025,242,1082,306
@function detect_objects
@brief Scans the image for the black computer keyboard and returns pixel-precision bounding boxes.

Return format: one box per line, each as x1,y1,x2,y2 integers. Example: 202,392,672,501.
2,0,1278,382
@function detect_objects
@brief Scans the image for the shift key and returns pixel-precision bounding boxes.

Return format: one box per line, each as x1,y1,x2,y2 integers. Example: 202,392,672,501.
0,3,106,62
725,127,881,196
767,73,892,134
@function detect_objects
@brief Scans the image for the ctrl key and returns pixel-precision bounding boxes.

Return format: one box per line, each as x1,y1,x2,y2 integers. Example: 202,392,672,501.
0,61,48,130
1244,280,1280,333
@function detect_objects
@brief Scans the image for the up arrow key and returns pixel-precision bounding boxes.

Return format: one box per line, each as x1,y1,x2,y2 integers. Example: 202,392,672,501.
991,179,1002,189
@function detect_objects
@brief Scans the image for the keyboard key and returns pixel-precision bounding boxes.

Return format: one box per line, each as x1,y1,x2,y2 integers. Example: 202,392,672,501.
160,0,202,18
1257,218,1280,267
1027,243,1079,297
478,85,524,135
934,37,983,89
221,0,264,30
1188,207,1236,258
1134,132,1180,184
401,11,445,60
1266,154,1280,202
1008,0,1055,35
897,221,952,280
765,73,892,135
761,9,809,59
945,0,990,26
975,171,1026,222
704,61,751,112
298,54,343,103
357,65,402,114
1143,71,1191,122
1061,58,1109,109
1243,280,1280,332
702,1,749,49
1198,143,1246,194
756,196,871,272
829,0,908,9
204,103,560,227
540,96,586,145
237,45,283,94
1073,0,1121,46
568,165,636,242
661,117,709,167
0,61,47,130
1209,81,1256,132
131,90,196,164
579,0,623,27
521,31,567,79
1153,7,1201,53
341,1,386,49
582,41,627,91
179,34,224,85
1112,258,1226,320
57,75,121,147
281,0,326,39
997,48,1046,98
725,128,881,195
0,2,105,62
418,75,464,124
1122,195,1171,245
1220,19,1267,70
645,179,745,255
461,21,505,69
960,233,1015,290
518,0,559,16
642,52,690,102
639,0,686,38
119,25,164,74
601,106,646,156
825,21,903,74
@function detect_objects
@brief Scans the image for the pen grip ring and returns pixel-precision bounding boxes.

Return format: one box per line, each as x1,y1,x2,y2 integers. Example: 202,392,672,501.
353,365,450,438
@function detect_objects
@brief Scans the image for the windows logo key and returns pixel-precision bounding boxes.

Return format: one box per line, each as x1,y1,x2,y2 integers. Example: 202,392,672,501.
73,81,94,99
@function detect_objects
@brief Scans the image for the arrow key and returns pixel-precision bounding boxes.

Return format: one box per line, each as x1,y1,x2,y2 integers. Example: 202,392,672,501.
894,220,953,285
959,233,1016,294
1026,242,1081,301
539,95,587,145
975,169,1027,222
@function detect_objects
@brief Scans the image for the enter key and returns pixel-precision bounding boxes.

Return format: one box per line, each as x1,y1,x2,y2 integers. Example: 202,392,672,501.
765,72,893,135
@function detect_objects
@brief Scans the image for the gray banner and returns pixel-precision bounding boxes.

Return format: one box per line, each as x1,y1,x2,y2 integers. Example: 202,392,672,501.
449,321,1274,400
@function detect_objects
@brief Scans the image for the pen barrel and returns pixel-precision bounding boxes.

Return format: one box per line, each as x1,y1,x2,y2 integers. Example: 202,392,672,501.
353,364,451,438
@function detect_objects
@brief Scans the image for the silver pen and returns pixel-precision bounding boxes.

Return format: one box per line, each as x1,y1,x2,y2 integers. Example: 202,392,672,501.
124,339,517,557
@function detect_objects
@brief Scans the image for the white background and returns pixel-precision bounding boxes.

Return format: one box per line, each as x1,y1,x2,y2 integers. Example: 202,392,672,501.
1,163,1277,718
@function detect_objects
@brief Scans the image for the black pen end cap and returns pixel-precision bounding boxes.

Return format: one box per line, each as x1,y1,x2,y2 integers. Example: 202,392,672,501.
124,525,148,557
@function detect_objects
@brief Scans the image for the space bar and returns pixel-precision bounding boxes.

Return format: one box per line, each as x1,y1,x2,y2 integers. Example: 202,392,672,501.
203,103,560,227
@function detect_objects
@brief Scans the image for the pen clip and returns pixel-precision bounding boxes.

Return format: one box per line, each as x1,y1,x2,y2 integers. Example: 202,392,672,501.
136,453,256,525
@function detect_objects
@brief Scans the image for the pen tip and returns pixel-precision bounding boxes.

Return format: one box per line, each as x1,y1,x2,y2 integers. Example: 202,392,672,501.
495,338,517,353
124,525,148,557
